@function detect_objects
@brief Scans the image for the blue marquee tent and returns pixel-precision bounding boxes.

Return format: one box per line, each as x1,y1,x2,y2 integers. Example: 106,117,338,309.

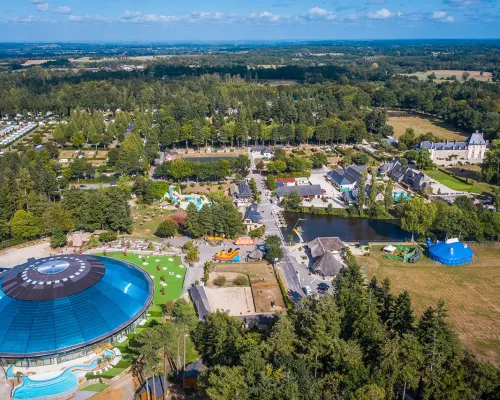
428,238,473,266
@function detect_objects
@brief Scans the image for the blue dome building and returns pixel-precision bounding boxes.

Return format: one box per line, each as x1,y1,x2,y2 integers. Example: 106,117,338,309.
428,238,473,266
0,255,153,367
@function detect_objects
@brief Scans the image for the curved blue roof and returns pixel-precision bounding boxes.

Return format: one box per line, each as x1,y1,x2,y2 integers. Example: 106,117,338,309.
0,255,153,358
428,240,473,266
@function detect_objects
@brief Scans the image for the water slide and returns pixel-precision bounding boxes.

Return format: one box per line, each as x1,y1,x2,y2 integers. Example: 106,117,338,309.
215,248,241,262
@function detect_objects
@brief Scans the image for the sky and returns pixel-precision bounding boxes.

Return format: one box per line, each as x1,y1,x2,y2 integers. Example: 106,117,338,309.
1,0,499,42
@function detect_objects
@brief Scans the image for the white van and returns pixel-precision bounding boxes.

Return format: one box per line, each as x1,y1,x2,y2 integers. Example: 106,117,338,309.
303,286,312,296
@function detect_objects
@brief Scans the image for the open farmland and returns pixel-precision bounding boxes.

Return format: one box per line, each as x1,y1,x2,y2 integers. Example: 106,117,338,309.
388,112,469,141
359,244,500,365
401,70,493,82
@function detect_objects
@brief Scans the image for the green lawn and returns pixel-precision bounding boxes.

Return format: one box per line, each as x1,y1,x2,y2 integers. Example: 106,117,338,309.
102,252,185,304
425,170,482,193
82,383,109,393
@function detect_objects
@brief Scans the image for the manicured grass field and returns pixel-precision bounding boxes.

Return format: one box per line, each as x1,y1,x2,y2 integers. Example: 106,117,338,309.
102,252,185,304
425,170,477,192
359,244,500,366
83,383,109,393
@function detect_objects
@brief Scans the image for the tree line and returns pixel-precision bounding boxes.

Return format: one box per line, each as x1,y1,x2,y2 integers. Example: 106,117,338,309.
136,248,499,399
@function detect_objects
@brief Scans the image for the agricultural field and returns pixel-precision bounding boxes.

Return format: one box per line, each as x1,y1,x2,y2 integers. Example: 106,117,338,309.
400,70,493,82
215,262,286,313
387,113,468,141
359,244,500,365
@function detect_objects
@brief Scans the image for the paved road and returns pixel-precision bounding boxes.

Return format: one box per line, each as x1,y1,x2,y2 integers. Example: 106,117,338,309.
249,151,304,302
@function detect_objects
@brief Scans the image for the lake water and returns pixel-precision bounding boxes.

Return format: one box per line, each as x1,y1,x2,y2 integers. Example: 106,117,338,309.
282,212,411,242
183,156,236,163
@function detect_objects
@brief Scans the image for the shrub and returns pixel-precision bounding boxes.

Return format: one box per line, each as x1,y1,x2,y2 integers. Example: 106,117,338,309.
155,219,179,238
98,231,118,243
232,276,248,286
213,275,227,287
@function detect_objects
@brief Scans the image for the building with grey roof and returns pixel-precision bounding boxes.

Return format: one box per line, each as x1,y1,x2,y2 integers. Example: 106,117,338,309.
419,131,487,165
276,184,323,200
307,237,345,278
189,286,212,321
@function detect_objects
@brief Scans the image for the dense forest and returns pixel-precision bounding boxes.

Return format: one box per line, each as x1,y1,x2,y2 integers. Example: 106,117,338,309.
135,249,500,400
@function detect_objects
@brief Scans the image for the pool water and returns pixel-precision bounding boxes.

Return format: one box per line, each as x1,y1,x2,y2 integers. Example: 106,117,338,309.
8,349,114,399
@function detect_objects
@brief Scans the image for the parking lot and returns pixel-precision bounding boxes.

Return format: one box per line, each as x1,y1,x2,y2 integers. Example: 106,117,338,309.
307,172,347,209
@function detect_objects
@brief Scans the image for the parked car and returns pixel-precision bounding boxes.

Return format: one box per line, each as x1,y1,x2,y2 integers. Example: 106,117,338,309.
303,286,312,296
317,282,330,291
79,184,86,188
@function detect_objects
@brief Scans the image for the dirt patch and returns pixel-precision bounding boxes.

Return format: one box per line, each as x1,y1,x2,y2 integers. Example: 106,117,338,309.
215,262,285,312
183,182,231,195
387,112,468,141
359,244,500,365
204,286,255,315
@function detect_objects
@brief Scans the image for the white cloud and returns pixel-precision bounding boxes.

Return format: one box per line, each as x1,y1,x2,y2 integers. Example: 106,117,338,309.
430,11,455,22
254,11,281,22
30,0,43,3
36,3,49,12
69,14,110,23
431,11,447,19
5,15,53,23
367,0,385,4
56,6,71,15
119,11,181,23
367,8,393,19
302,7,337,21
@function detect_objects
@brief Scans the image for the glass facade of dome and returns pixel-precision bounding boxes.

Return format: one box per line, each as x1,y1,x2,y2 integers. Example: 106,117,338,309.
0,255,153,366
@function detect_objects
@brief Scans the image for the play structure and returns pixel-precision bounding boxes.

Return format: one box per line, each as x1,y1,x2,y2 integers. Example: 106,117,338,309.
206,236,224,246
215,248,241,262
426,237,473,266
383,244,420,263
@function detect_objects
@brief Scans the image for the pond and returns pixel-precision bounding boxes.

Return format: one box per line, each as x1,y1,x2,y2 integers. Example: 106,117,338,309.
282,212,411,243
183,156,237,163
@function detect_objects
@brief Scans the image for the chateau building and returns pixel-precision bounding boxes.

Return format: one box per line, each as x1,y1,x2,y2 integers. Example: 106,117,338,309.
419,131,487,166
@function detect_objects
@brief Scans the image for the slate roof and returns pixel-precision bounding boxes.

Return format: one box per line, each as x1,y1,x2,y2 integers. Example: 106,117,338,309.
313,252,344,278
344,165,367,184
244,203,262,223
420,141,468,151
307,237,345,258
248,248,264,260
420,131,486,151
189,286,212,321
276,185,323,197
183,360,208,378
378,159,400,174
326,170,354,186
466,131,486,145
251,146,273,153
232,183,253,198
138,376,167,397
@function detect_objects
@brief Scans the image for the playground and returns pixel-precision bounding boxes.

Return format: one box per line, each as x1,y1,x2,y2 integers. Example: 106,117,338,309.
101,252,186,304
383,244,420,263
214,247,241,262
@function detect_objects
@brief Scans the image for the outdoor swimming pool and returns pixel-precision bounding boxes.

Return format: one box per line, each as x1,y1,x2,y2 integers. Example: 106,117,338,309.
8,349,114,399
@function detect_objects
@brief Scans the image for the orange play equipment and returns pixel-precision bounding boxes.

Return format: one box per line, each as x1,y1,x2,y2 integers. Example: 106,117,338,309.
215,248,241,262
